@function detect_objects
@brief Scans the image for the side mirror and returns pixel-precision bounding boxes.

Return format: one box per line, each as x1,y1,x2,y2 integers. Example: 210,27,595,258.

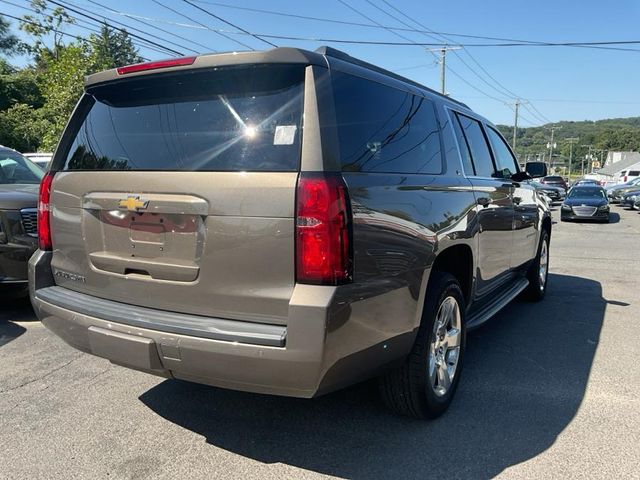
525,162,548,178
511,171,532,182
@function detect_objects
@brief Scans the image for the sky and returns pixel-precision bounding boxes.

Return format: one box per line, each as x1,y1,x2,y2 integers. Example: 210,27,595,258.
2,0,640,126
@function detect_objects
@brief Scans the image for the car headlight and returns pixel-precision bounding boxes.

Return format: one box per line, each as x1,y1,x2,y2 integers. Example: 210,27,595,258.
598,205,610,211
561,204,572,211
630,195,638,201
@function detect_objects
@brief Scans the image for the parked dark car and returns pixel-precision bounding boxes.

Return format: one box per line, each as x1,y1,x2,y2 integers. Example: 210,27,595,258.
0,146,43,289
540,175,568,191
608,178,640,203
29,46,552,419
621,189,640,209
561,186,610,222
529,181,565,204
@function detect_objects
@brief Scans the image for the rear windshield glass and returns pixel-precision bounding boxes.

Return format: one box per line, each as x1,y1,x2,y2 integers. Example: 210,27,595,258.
58,65,305,172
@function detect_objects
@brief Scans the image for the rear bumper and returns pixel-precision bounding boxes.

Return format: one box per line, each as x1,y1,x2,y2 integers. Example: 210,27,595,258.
30,250,416,398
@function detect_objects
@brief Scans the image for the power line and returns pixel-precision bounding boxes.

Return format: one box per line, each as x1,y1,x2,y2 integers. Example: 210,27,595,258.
392,62,438,72
24,1,639,53
79,0,214,53
380,0,521,99
522,103,552,125
45,0,184,56
4,0,181,59
2,3,169,58
151,0,255,51
371,0,514,102
1,11,155,60
189,0,640,53
335,0,512,106
180,0,277,48
524,103,553,124
66,0,209,54
372,1,554,127
505,103,540,127
356,0,515,107
459,95,640,105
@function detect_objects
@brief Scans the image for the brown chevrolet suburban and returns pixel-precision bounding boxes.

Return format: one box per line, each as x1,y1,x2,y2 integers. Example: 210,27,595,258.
30,47,551,419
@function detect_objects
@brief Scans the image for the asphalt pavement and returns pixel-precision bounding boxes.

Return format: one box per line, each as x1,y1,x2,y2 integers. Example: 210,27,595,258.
1,205,639,479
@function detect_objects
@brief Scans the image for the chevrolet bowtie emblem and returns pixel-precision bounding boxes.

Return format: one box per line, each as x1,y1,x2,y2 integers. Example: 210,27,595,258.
118,196,149,212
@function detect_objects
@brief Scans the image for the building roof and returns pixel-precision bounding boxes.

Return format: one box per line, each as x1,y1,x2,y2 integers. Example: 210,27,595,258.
598,152,640,176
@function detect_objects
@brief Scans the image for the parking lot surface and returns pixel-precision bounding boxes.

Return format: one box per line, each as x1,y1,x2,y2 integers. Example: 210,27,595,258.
1,206,639,479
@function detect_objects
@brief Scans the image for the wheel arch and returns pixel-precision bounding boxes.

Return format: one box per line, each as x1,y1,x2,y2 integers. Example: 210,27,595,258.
428,244,474,306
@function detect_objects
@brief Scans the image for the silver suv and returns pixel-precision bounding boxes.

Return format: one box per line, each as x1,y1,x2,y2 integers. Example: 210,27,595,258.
30,47,551,419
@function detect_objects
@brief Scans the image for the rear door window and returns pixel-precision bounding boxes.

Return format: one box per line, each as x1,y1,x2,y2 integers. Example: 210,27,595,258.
485,126,518,178
58,65,305,172
450,112,475,175
455,113,495,178
332,72,443,174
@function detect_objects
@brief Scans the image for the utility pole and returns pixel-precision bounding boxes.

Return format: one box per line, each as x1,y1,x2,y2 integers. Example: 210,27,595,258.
427,46,461,95
513,100,519,149
508,99,529,155
566,137,579,178
581,144,593,176
546,125,562,171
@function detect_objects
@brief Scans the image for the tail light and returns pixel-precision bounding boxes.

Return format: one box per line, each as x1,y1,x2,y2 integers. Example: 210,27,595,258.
38,172,55,250
296,173,352,285
117,56,197,75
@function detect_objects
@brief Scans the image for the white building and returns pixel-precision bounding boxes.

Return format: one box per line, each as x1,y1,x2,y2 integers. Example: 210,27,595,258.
597,152,640,184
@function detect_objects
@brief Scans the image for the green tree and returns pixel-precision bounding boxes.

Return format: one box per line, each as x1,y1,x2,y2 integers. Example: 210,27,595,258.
0,15,21,57
90,25,142,70
0,103,48,152
20,0,75,63
38,42,91,150
0,61,44,110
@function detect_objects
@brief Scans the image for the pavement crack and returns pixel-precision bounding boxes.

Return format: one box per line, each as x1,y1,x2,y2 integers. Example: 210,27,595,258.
0,354,83,395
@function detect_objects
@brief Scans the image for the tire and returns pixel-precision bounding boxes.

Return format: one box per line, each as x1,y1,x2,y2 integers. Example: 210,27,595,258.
379,272,466,419
523,229,550,301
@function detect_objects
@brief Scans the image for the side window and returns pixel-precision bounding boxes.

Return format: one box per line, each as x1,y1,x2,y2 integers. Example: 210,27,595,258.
455,113,495,178
450,112,475,175
332,72,443,174
485,127,518,178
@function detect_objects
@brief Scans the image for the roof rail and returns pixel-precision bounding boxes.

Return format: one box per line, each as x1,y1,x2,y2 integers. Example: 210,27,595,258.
315,46,469,109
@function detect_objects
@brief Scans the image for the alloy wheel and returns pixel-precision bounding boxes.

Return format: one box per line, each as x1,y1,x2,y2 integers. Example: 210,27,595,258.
428,296,462,397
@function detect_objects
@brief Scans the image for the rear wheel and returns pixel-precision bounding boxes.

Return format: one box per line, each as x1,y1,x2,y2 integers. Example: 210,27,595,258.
523,229,550,301
379,272,466,419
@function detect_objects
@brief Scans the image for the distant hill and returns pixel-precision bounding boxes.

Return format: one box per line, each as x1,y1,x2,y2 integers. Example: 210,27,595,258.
496,116,640,169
